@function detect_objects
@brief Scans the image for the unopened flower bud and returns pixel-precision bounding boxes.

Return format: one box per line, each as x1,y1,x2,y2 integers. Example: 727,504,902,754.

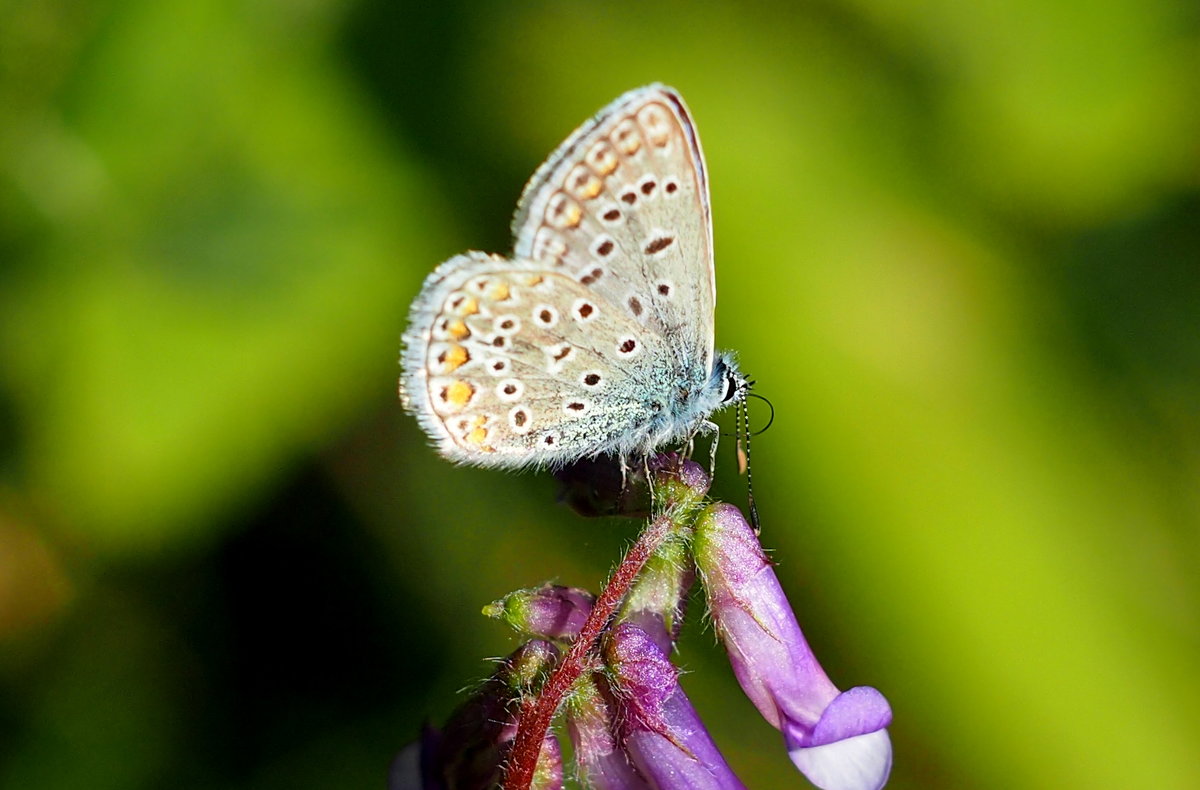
647,453,710,514
605,623,747,790
566,675,651,789
484,584,596,642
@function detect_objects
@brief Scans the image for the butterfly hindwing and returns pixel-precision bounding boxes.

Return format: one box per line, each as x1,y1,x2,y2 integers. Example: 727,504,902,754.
400,253,666,467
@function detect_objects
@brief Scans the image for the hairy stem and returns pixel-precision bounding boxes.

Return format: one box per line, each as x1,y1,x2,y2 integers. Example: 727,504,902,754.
503,512,674,789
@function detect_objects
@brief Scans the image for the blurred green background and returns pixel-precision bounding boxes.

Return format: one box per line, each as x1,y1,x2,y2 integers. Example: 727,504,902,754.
2,1,1198,788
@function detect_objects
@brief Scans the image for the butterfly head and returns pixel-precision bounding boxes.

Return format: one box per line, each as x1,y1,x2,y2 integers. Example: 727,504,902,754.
712,351,750,409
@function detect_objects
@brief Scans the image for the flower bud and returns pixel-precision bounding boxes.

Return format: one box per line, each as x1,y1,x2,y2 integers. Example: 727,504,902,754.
647,453,711,514
566,675,652,789
484,584,596,642
605,623,747,790
528,728,564,790
694,504,893,790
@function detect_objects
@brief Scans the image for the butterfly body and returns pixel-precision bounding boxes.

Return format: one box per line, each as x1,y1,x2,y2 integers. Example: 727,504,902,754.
400,85,746,469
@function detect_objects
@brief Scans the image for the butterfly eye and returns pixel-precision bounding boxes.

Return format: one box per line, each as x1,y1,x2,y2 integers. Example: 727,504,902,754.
721,368,747,403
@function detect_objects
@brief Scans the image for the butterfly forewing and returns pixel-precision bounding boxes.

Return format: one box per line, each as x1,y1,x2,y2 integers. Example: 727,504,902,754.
511,85,715,375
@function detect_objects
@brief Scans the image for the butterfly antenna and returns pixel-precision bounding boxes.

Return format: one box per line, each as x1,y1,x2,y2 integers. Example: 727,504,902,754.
737,394,762,534
747,392,775,436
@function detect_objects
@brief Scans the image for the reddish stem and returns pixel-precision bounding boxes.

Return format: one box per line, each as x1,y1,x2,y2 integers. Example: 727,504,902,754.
502,513,673,789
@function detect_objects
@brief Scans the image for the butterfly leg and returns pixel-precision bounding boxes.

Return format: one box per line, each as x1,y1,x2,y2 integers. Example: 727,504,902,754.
642,453,656,512
702,420,720,479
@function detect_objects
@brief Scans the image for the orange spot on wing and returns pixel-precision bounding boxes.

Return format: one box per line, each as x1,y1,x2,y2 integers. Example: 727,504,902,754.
613,120,642,155
577,177,602,200
446,380,474,406
447,320,470,340
441,345,469,372
587,142,619,176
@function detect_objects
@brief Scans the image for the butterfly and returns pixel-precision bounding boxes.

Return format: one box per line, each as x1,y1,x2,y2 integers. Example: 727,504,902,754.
399,85,747,469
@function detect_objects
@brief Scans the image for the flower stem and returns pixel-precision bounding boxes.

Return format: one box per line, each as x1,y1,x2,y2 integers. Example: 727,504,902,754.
503,512,674,790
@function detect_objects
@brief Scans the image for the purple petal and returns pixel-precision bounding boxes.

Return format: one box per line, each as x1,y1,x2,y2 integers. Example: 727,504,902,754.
606,624,747,790
648,453,711,500
485,584,595,641
803,687,893,748
695,504,840,726
621,536,695,655
785,687,893,790
694,504,893,789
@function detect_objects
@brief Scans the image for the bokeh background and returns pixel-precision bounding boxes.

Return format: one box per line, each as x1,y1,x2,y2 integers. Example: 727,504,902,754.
2,1,1198,788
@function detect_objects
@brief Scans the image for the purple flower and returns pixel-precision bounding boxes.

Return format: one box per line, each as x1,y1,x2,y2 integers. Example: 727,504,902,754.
605,623,747,790
566,675,653,789
393,454,895,789
484,584,596,642
694,504,893,790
